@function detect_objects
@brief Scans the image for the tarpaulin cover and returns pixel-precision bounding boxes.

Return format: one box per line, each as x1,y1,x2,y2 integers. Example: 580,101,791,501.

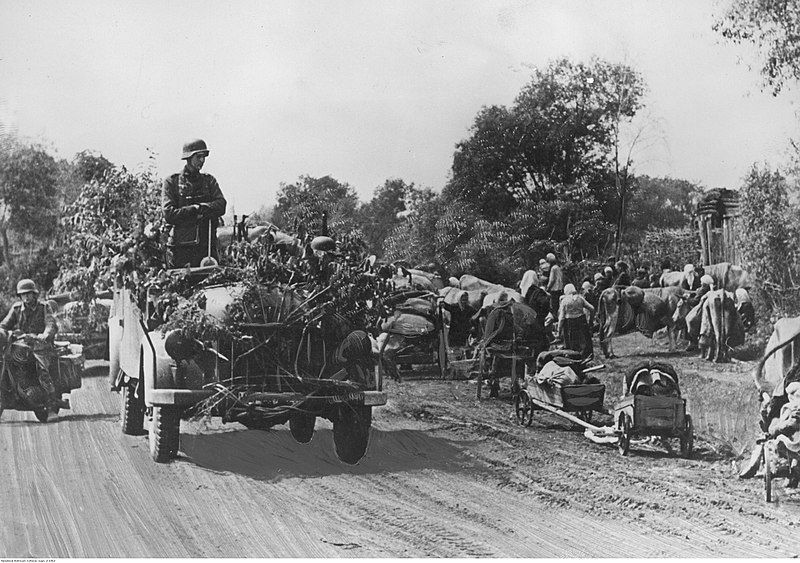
381,312,435,336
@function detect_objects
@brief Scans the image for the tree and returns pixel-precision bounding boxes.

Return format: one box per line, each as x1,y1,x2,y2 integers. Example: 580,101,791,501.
625,176,704,233
444,58,646,219
56,163,165,299
715,0,800,95
358,178,416,255
274,175,359,236
0,134,61,266
737,164,800,317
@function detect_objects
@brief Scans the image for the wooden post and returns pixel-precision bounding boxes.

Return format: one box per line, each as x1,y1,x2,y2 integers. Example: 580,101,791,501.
698,215,709,265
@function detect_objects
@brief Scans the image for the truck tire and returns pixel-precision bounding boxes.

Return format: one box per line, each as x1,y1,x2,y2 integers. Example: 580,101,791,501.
149,406,180,463
289,412,315,443
333,405,371,465
121,379,145,436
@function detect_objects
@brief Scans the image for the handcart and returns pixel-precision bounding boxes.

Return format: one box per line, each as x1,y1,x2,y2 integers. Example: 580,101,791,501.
613,362,693,458
514,349,607,427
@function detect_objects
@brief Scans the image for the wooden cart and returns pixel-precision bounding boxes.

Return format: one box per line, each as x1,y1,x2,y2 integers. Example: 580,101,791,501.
613,363,693,458
514,351,607,428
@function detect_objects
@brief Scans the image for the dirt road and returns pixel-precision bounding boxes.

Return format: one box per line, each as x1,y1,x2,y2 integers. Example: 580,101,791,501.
1,337,799,558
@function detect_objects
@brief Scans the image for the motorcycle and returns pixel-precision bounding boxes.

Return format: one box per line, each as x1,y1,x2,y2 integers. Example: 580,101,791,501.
0,332,83,422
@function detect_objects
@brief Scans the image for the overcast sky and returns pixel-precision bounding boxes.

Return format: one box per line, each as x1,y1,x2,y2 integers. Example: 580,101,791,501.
1,0,798,214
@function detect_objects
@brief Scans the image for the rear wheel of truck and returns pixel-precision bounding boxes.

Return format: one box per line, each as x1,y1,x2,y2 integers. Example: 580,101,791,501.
150,406,180,463
121,379,145,436
289,412,315,443
333,405,371,465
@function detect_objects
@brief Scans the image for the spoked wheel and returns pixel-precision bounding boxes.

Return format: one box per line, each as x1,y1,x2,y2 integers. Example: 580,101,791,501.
289,412,316,444
149,406,181,463
764,446,773,503
514,392,531,426
680,415,694,458
617,413,632,456
34,408,49,423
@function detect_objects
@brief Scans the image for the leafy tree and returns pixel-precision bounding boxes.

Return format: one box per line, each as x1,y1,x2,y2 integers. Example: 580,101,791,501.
383,187,443,267
274,175,360,237
737,164,800,317
444,57,646,218
715,0,800,95
626,176,704,233
358,178,416,255
0,134,61,266
56,163,166,299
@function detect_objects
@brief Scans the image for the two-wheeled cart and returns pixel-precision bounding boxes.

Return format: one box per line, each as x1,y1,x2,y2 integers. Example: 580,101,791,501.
514,350,608,428
613,362,693,458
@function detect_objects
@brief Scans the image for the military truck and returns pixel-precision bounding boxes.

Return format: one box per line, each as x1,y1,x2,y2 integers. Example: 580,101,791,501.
108,264,386,464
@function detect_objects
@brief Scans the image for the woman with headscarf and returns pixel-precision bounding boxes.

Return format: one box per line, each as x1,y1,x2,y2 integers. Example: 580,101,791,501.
557,283,595,360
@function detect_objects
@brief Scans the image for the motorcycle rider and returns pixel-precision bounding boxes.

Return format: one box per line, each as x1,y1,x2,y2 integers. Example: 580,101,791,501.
0,279,68,409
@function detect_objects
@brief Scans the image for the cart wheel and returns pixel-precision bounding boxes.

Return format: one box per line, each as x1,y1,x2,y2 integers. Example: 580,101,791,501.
680,415,694,458
149,405,180,463
514,393,531,426
764,446,773,503
618,413,631,456
289,412,316,444
34,408,49,423
525,400,534,427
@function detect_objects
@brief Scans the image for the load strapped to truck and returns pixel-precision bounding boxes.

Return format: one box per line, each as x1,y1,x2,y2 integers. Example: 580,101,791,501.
109,225,388,465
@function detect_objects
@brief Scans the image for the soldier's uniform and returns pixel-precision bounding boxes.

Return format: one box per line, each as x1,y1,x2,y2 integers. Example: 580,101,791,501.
0,300,58,395
163,166,227,268
163,138,226,269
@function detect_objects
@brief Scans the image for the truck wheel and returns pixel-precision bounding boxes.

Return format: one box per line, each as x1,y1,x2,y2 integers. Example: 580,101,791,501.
333,405,372,465
34,408,50,422
289,412,315,444
149,406,180,463
121,379,145,436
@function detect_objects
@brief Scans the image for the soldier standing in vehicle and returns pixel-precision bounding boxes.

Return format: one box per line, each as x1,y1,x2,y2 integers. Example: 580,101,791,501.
163,139,227,268
0,279,67,409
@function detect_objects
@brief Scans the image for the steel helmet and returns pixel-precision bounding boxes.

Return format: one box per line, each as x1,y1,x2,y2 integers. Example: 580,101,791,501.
310,236,336,252
181,139,210,160
16,279,38,295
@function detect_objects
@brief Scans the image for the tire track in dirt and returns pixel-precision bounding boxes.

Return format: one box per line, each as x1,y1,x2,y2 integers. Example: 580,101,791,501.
411,391,793,556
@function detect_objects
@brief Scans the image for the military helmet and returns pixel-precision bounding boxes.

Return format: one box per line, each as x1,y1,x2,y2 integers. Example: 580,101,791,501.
181,139,210,160
310,236,336,252
16,279,38,295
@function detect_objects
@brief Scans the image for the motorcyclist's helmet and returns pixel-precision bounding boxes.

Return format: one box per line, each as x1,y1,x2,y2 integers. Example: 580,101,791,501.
16,279,38,296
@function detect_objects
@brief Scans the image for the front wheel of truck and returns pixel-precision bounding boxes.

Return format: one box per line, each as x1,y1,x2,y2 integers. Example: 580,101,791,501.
289,412,315,444
333,405,371,465
150,405,180,463
121,379,145,436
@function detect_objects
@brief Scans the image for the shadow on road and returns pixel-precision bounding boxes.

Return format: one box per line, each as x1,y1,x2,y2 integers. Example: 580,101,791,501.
179,426,481,481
